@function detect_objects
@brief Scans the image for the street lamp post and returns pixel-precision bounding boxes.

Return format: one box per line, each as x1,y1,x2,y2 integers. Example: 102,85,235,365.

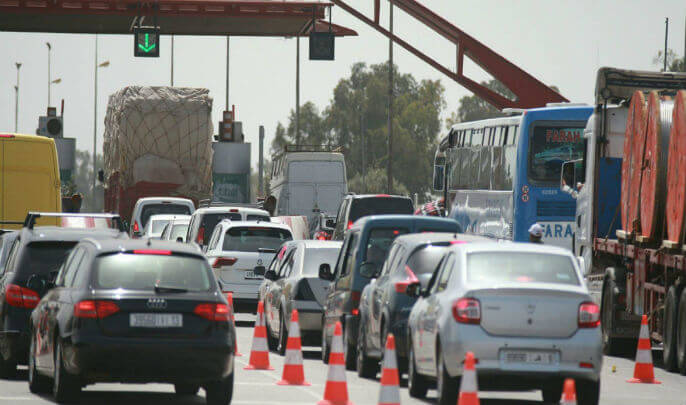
46,42,52,107
92,33,110,209
14,62,21,133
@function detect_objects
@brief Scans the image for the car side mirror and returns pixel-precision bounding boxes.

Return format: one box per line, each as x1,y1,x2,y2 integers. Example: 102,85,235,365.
254,266,267,277
319,263,334,281
405,282,422,298
176,237,184,243
325,219,336,229
27,274,46,293
264,269,278,281
359,262,378,278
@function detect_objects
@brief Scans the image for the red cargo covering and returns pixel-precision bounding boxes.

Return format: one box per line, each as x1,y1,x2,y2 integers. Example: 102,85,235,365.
666,91,686,243
621,91,646,233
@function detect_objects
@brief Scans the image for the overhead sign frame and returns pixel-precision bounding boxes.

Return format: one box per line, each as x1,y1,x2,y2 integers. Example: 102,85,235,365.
134,26,160,58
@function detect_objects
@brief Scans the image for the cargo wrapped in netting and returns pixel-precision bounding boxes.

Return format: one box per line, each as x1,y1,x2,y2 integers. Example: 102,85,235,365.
103,86,214,202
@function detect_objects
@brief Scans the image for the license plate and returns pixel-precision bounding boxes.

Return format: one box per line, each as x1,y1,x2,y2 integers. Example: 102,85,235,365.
130,313,183,328
503,350,556,365
243,271,262,280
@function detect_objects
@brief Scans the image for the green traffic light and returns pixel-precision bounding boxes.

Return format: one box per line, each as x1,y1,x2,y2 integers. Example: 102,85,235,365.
138,33,156,53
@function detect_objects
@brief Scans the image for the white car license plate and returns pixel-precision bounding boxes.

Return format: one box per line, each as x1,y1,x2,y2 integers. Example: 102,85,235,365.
503,350,556,365
243,271,262,280
130,313,183,328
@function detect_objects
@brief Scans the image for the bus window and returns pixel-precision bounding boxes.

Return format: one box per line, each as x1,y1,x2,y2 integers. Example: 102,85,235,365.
478,148,491,189
502,126,510,145
503,145,517,189
458,149,471,189
529,125,585,184
469,148,480,189
491,146,505,190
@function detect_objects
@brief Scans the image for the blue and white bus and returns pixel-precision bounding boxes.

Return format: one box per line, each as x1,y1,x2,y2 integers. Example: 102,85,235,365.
433,104,593,249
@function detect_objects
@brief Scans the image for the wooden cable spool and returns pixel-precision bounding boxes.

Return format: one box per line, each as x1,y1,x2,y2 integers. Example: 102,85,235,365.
637,91,673,241
665,90,686,245
620,91,646,234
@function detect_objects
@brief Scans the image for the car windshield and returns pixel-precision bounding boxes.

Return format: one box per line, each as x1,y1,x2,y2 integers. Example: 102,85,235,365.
364,228,409,266
19,241,78,277
200,213,242,240
141,204,191,227
222,227,293,252
467,252,580,285
406,245,449,275
349,197,414,223
94,253,211,291
302,247,340,275
171,224,189,241
529,125,585,183
150,219,170,234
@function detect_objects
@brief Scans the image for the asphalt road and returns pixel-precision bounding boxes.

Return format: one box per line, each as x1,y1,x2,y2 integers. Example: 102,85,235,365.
2,314,686,405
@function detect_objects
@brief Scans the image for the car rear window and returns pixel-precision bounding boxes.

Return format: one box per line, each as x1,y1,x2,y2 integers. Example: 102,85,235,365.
141,204,191,227
94,253,211,291
19,242,78,277
364,228,409,266
467,252,579,286
170,224,189,241
405,245,449,275
151,219,170,234
302,247,340,276
247,215,270,222
200,213,242,239
223,227,293,252
349,197,414,223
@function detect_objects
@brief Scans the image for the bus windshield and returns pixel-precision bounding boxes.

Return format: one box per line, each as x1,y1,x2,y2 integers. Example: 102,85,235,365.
529,125,585,183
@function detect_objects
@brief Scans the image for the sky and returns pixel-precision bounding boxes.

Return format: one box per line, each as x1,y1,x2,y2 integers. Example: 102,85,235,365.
1,0,685,169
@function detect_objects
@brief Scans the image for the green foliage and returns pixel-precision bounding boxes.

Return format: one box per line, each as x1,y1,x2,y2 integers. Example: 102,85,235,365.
271,62,445,199
445,79,514,128
348,167,408,195
653,49,686,72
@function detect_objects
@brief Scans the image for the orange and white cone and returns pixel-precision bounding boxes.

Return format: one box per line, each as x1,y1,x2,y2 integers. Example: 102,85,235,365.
560,378,577,405
318,322,353,405
277,309,310,386
244,301,273,370
458,351,480,405
225,292,241,357
627,314,660,384
378,334,400,405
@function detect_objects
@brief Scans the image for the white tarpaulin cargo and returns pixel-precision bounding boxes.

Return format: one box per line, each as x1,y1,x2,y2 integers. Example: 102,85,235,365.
103,86,213,200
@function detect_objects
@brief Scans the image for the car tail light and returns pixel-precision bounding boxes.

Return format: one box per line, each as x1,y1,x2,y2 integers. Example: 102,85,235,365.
579,362,594,369
375,194,391,197
0,134,15,138
133,249,172,255
452,298,481,324
194,303,231,322
314,231,331,241
5,284,40,309
133,221,140,233
74,300,120,319
347,221,353,230
213,257,238,268
197,227,205,245
578,302,600,328
294,280,316,301
395,266,420,293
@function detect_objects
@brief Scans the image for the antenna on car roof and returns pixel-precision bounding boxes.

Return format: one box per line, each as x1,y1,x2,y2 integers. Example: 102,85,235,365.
147,238,152,247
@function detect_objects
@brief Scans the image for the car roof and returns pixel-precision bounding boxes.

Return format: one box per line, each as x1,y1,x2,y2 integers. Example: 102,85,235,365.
219,220,291,231
346,194,411,200
148,214,190,221
350,215,458,231
391,232,491,247
193,206,270,215
450,241,574,256
22,227,126,242
83,238,203,257
136,197,194,205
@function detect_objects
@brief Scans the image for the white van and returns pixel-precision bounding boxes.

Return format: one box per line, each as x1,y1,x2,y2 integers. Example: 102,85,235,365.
269,148,347,223
129,197,195,238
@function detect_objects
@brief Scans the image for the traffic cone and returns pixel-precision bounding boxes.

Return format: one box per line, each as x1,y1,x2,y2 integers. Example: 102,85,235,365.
377,334,400,405
560,378,576,405
627,314,660,383
225,292,241,357
318,322,353,405
458,351,479,405
277,309,310,386
244,301,273,370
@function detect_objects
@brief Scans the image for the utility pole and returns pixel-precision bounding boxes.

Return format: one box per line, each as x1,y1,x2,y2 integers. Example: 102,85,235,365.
259,125,265,196
387,2,394,194
225,36,230,110
46,42,52,107
296,36,301,145
14,63,21,133
171,34,174,86
664,18,669,72
93,35,98,206
683,15,685,69
361,112,366,193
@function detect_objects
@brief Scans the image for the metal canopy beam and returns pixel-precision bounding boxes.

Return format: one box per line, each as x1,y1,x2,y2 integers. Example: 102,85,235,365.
331,0,567,109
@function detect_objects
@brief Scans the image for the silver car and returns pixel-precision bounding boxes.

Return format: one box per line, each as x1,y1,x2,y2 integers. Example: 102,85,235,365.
406,242,601,405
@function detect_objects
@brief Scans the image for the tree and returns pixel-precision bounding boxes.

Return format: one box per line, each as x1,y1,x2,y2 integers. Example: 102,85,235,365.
653,49,686,72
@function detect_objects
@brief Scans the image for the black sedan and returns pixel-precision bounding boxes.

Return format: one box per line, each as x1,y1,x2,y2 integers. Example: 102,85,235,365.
27,239,235,405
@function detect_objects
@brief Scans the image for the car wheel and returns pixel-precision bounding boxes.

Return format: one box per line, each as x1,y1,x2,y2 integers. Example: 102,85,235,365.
407,337,428,399
174,383,200,396
541,380,563,403
343,326,357,371
205,374,234,405
436,346,459,405
676,287,686,374
53,339,80,404
277,311,288,356
28,331,51,394
601,278,620,355
266,313,279,352
356,321,378,379
576,379,600,405
321,324,330,364
663,286,680,371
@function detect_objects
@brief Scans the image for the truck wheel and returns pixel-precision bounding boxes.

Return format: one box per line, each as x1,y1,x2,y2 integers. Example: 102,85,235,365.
676,287,686,375
663,286,680,371
601,278,621,355
576,379,600,405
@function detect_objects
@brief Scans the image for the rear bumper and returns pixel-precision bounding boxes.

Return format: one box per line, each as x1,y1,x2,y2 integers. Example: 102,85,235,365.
68,335,234,384
0,330,28,365
440,324,602,383
291,300,324,333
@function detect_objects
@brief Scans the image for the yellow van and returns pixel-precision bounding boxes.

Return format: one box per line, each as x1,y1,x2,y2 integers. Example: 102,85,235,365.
0,133,61,229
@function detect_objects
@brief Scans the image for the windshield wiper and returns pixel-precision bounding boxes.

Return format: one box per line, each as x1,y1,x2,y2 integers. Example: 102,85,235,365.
154,284,188,294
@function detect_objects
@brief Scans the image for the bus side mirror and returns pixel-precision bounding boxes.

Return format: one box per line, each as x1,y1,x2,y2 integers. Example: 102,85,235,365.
560,161,575,191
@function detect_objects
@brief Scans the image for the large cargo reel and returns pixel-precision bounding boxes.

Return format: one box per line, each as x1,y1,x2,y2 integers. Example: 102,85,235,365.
637,91,673,241
620,91,646,234
665,90,686,245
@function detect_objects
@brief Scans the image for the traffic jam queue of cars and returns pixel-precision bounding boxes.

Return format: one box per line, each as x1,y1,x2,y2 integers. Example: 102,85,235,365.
0,192,602,405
